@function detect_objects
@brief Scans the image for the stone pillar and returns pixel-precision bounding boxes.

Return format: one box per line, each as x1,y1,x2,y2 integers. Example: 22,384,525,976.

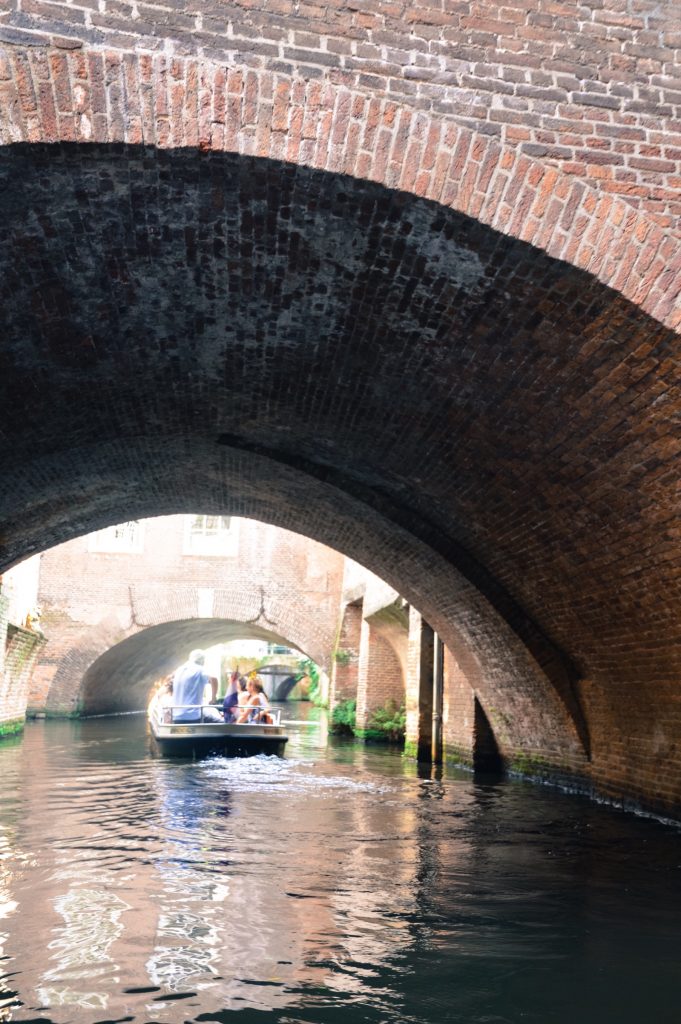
330,601,362,707
442,646,476,768
0,622,47,736
405,608,435,762
432,634,444,764
355,620,404,737
355,616,371,730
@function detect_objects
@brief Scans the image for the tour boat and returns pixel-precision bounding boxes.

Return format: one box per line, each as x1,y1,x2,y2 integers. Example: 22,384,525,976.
148,702,288,757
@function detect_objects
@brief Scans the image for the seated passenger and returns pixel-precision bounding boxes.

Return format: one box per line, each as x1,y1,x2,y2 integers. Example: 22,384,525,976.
159,677,174,723
236,677,272,724
172,649,223,723
149,677,174,723
237,676,249,709
222,672,247,722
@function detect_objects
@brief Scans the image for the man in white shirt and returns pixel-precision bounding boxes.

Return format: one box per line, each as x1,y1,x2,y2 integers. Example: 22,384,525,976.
172,649,223,723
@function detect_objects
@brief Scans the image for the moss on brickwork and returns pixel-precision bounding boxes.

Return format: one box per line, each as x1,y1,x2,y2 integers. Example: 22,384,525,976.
509,753,549,777
403,740,419,760
444,745,474,769
507,754,593,797
354,727,403,745
508,753,579,780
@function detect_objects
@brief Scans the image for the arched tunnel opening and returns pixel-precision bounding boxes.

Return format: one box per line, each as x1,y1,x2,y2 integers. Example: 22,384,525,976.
16,510,545,777
0,141,678,816
78,618,314,717
0,71,679,1024
13,508,590,783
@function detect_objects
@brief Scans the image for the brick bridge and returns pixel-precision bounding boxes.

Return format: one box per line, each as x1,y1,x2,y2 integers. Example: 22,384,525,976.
29,515,345,715
0,0,679,816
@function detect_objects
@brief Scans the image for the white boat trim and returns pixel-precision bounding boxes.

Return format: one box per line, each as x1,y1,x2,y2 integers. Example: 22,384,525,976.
148,702,289,752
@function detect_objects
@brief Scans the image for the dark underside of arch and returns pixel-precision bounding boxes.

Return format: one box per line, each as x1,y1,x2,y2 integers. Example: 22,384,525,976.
1,143,679,753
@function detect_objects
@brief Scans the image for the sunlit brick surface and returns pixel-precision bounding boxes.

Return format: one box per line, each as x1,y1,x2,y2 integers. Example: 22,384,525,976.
1,5,680,324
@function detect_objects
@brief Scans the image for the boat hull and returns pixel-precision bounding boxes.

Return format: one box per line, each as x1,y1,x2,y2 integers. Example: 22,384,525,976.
149,718,288,758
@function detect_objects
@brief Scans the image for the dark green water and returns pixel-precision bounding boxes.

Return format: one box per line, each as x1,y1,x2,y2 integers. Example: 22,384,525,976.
0,713,680,1024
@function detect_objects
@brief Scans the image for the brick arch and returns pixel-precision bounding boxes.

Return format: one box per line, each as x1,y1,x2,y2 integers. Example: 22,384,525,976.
1,133,680,809
76,617,320,716
0,28,678,811
21,439,592,777
30,521,340,717
0,46,678,329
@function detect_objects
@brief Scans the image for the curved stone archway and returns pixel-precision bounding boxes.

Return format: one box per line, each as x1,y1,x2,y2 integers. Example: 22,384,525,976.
0,2,680,815
78,617,314,716
0,140,678,809
29,514,344,716
0,26,679,327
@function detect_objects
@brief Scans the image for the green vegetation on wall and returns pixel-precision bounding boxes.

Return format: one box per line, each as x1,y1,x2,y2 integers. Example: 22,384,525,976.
330,698,356,735
356,700,406,743
297,657,320,687
0,718,25,737
296,657,326,705
331,698,406,745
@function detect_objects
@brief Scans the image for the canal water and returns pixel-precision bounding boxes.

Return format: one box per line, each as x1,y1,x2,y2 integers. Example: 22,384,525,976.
0,713,680,1024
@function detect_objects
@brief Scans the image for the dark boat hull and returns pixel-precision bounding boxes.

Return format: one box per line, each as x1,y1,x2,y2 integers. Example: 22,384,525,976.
148,714,288,758
151,732,288,758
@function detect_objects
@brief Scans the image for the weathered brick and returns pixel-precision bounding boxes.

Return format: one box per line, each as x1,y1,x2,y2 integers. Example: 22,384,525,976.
0,0,679,821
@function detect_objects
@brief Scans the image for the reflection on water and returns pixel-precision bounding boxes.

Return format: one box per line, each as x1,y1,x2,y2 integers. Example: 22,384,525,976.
148,764,225,1003
38,886,129,1012
0,711,680,1023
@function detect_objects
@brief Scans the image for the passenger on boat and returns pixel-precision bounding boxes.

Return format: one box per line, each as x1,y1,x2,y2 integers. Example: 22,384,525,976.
237,677,249,706
159,677,173,723
148,676,174,723
222,672,248,722
172,650,223,723
236,677,273,725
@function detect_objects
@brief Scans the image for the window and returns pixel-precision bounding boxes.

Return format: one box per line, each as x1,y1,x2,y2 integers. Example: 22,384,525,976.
88,520,145,554
183,515,238,557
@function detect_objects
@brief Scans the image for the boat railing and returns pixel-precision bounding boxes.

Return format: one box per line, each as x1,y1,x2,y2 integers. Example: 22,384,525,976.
150,703,282,727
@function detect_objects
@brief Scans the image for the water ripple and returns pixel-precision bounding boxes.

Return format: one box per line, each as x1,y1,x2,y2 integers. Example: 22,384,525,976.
0,717,679,1023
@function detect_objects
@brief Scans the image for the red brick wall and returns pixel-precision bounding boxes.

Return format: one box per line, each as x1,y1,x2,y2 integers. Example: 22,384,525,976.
0,3,679,326
2,623,46,730
355,618,404,732
442,645,476,767
1,3,680,219
31,516,344,715
330,602,362,705
0,3,679,816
